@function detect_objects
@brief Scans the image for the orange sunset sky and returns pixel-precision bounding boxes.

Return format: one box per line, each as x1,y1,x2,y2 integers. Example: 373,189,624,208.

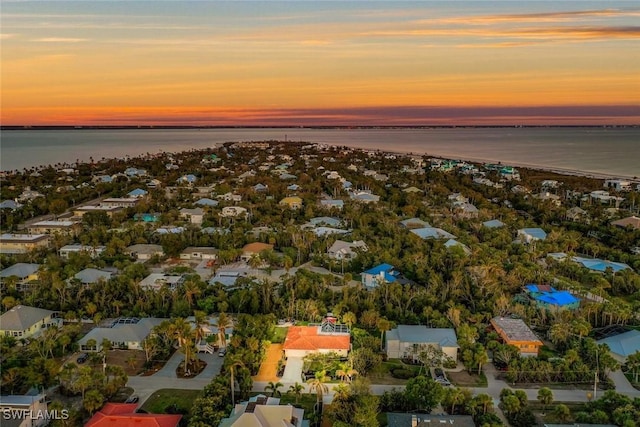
1,1,639,125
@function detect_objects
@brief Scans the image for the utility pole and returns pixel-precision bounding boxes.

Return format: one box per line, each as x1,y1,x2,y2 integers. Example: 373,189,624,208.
593,345,599,399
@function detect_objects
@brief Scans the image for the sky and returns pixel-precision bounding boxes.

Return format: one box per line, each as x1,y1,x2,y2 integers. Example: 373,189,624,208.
1,1,639,126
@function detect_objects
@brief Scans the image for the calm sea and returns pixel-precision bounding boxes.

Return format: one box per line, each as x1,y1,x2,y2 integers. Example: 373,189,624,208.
1,128,639,178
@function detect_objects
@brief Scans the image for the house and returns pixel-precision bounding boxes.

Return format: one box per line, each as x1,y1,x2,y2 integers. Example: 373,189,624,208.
596,330,640,363
219,395,308,427
308,217,343,228
490,317,543,356
241,242,274,262
177,174,197,184
0,305,61,339
125,244,164,261
288,184,301,191
127,188,148,198
319,199,344,210
517,228,547,243
444,239,471,254
410,227,456,240
399,218,430,229
604,179,632,191
283,316,351,358
571,256,631,273
180,246,218,261
0,394,49,427
73,205,123,217
187,315,234,350
180,207,205,224
482,219,505,228
138,274,184,291
362,263,411,288
27,220,80,235
385,325,459,362
533,192,561,206
0,200,22,210
452,202,479,218
280,196,303,209
100,197,140,208
217,192,242,202
73,268,113,285
611,216,640,230
195,198,219,207
387,413,475,427
85,402,181,427
253,183,268,192
59,244,105,259
0,234,50,254
350,190,380,203
78,318,167,352
133,213,160,222
210,271,242,288
524,284,580,310
0,262,40,283
220,206,248,217
124,167,147,177
566,206,590,223
541,180,559,189
279,173,297,180
402,186,423,194
327,240,368,260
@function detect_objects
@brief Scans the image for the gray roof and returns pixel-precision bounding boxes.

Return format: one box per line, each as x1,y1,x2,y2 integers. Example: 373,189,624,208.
387,413,475,427
491,317,542,343
391,325,458,347
410,227,456,240
0,305,57,331
73,268,113,284
597,330,640,358
0,263,40,279
78,318,165,346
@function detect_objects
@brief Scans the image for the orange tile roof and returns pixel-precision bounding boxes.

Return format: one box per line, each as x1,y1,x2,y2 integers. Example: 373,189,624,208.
283,326,350,351
85,403,182,427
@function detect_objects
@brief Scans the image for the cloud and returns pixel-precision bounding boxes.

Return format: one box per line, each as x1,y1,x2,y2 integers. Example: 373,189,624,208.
0,33,18,39
31,37,88,43
434,8,640,25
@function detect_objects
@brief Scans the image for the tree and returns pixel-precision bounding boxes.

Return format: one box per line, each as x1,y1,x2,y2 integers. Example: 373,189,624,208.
215,312,232,348
404,376,444,413
227,358,246,407
307,370,329,410
537,387,553,413
83,389,104,415
264,381,283,397
624,351,640,383
554,404,571,423
288,382,304,404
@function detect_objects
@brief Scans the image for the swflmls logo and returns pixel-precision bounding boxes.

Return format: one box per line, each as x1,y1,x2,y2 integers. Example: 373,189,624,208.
2,409,70,420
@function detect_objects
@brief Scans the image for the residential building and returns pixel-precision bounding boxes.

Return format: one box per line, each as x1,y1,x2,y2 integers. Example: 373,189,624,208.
0,263,40,287
444,239,471,254
78,318,166,352
73,268,113,285
0,305,61,339
195,197,219,207
241,242,274,262
603,179,632,191
533,192,561,206
220,206,248,217
127,188,148,198
402,186,423,194
327,240,368,260
85,403,181,427
490,317,543,356
452,202,479,218
219,395,308,427
27,220,80,235
596,330,640,363
320,199,344,210
385,325,459,362
59,244,105,259
138,274,184,291
100,197,141,208
217,192,242,202
387,413,475,427
517,228,547,243
524,284,580,310
0,234,49,254
410,227,456,240
0,394,49,427
350,190,380,203
180,246,218,261
565,206,590,223
361,263,412,288
177,174,197,184
180,207,205,224
482,219,505,228
0,200,22,210
283,316,351,358
399,218,430,229
611,216,640,230
280,196,303,209
73,205,123,217
125,244,164,261
209,271,242,288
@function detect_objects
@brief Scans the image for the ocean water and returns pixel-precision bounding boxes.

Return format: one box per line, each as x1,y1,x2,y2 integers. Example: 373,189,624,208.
1,128,639,177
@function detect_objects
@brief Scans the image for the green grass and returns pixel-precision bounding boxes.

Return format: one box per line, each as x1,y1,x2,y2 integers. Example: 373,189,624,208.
140,388,202,419
271,327,289,344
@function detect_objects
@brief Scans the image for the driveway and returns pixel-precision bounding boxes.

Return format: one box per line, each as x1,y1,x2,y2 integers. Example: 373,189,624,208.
281,357,304,383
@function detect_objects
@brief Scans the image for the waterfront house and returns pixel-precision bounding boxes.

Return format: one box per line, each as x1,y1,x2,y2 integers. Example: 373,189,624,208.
0,305,61,339
0,233,50,254
604,179,632,191
490,317,543,356
385,325,459,362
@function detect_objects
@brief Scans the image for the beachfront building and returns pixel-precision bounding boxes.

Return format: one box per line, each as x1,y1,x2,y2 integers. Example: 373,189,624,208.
604,179,633,191
385,325,459,362
490,317,543,356
0,233,50,254
0,305,62,340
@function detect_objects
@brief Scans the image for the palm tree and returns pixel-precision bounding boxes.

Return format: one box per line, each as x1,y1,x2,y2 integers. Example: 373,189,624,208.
335,363,358,383
264,381,284,397
537,387,553,414
215,312,232,348
377,318,392,351
228,358,246,407
473,393,493,415
182,279,202,308
307,370,329,411
170,318,196,373
193,310,208,346
288,382,304,404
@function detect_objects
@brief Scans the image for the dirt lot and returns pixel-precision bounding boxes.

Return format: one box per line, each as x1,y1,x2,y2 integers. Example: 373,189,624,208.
105,350,147,376
447,370,487,387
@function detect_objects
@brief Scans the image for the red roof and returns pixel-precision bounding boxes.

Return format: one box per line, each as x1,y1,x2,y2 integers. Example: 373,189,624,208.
283,326,350,351
85,403,182,427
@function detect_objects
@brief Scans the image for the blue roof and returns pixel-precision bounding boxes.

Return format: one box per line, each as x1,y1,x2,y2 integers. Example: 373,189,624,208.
536,291,579,307
573,257,631,273
364,263,394,275
483,219,505,228
195,198,218,206
597,330,640,358
520,228,547,240
128,188,147,196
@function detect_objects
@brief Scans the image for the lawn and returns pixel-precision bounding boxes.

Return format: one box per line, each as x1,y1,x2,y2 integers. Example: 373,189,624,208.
271,327,289,344
140,388,202,419
368,360,423,385
447,370,488,387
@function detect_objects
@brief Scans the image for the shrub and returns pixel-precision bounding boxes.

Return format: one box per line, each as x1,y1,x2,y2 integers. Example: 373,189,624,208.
391,368,417,379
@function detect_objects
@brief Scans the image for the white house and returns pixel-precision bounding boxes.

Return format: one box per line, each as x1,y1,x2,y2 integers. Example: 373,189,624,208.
517,228,547,243
220,206,248,217
125,244,164,261
385,325,459,362
604,179,632,191
327,240,368,260
180,207,205,224
59,244,105,259
78,318,166,352
138,274,184,291
180,247,218,261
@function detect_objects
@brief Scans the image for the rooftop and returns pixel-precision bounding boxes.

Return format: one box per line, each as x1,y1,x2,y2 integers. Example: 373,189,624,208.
283,324,350,352
491,317,542,343
0,305,57,331
597,330,640,358
0,263,40,279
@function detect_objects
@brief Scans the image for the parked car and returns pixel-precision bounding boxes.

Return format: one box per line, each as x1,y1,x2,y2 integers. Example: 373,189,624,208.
218,348,227,357
302,371,316,381
125,395,139,404
76,353,89,364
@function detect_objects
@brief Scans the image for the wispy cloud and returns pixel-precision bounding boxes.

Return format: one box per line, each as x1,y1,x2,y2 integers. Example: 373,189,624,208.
31,37,89,43
434,8,640,25
0,33,18,40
